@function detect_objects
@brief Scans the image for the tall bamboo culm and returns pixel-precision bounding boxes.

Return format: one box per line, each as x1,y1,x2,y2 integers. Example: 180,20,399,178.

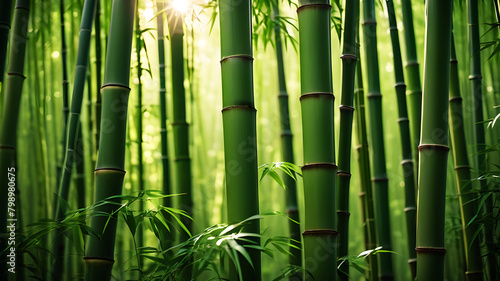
272,2,301,271
0,0,29,279
467,0,497,278
337,0,358,278
361,0,394,278
297,1,337,280
83,0,136,279
400,0,421,178
415,0,452,280
50,1,97,279
218,0,261,279
449,34,484,281
0,0,13,90
156,0,172,229
167,6,192,243
384,0,417,278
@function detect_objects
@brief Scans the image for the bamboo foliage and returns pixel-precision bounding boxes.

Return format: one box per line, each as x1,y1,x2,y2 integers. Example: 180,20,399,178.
337,0,358,278
297,1,337,280
218,0,261,279
415,0,453,279
83,0,135,279
361,0,394,278
384,0,417,278
0,0,29,278
449,34,484,281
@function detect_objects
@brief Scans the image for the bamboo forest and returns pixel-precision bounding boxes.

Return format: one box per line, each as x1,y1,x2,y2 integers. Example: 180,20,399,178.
0,0,499,280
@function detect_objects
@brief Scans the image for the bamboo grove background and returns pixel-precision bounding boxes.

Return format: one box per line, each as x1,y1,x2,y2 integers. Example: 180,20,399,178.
0,0,499,280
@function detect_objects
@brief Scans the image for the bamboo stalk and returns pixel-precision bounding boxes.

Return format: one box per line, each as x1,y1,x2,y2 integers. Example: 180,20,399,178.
0,0,13,94
297,1,337,280
219,0,261,279
337,0,358,278
0,0,30,279
449,33,484,281
361,0,394,278
83,0,135,280
400,0,421,182
415,0,453,279
272,2,301,272
384,0,417,278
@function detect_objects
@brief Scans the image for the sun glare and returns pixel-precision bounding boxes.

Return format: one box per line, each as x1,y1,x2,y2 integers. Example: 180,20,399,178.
172,0,190,14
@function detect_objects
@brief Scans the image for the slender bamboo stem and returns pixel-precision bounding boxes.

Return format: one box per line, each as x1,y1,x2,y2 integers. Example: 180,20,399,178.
361,0,394,278
297,1,337,280
219,0,261,279
0,0,13,89
0,0,30,278
83,0,135,280
400,0,421,182
272,2,301,273
337,0,358,278
93,0,101,164
384,0,417,278
449,33,484,281
415,0,453,280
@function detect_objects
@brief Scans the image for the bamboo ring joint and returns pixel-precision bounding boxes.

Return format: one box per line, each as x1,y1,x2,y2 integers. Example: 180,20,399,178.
415,246,446,254
220,54,253,63
299,92,334,101
302,229,339,237
418,144,450,152
101,83,131,91
221,104,256,113
94,167,126,173
339,105,355,112
302,163,337,171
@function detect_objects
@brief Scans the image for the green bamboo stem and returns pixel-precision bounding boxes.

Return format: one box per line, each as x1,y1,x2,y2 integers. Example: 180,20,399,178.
337,0,358,278
219,0,261,279
94,0,102,164
156,0,173,251
354,60,378,281
467,0,497,278
51,0,97,279
400,0,421,181
0,0,13,88
297,1,337,280
384,0,417,278
449,34,484,281
0,0,30,279
361,0,394,278
134,1,144,272
415,0,452,280
167,7,192,243
60,0,69,169
272,3,301,271
83,0,135,280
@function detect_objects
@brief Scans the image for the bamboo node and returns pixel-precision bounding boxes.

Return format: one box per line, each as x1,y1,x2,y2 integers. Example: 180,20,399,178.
0,145,15,150
161,155,169,160
408,258,417,264
101,83,131,91
397,117,409,124
400,159,414,166
337,210,350,217
394,82,406,89
468,74,482,80
415,246,446,254
220,54,253,63
83,257,115,264
297,3,331,13
286,207,299,214
278,91,289,97
174,156,191,162
94,167,126,174
406,90,422,96
6,72,26,79
366,92,382,99
404,61,419,67
221,105,256,113
404,207,417,212
358,191,366,197
302,229,339,237
454,165,471,171
418,144,450,152
361,19,377,26
340,54,357,61
171,121,189,126
280,132,293,137
389,26,398,31
449,96,462,102
465,271,483,276
159,89,166,93
339,105,355,112
301,163,337,171
371,177,388,182
0,23,11,29
450,59,458,64
299,92,334,101
337,171,351,177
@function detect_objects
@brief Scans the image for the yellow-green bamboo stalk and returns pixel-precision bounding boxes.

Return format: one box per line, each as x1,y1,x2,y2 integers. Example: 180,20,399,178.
0,0,30,278
83,0,135,280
